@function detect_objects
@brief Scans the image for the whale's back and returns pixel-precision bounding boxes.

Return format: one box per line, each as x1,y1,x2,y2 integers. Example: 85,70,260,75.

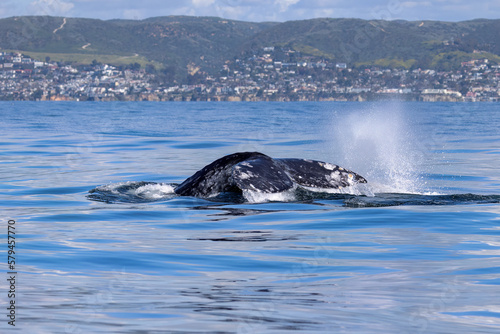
174,152,367,198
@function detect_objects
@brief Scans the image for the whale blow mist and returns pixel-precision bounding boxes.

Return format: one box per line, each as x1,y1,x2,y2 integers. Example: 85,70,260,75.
327,104,426,194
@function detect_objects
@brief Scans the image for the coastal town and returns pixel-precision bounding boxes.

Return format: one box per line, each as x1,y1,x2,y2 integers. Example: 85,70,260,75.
1,48,499,102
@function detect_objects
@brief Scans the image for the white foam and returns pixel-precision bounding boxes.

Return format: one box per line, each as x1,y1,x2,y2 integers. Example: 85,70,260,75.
134,183,176,200
242,188,296,203
241,182,374,203
96,181,176,200
95,181,133,193
303,183,375,197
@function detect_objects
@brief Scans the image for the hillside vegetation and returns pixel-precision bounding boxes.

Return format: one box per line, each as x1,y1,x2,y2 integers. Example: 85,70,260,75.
1,16,499,76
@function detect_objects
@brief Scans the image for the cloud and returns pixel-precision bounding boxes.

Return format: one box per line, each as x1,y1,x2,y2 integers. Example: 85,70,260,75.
276,0,300,12
192,0,216,7
29,0,75,16
400,1,431,9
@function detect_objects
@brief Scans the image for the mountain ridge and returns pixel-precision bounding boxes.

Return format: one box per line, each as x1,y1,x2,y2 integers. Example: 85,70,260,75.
1,15,499,78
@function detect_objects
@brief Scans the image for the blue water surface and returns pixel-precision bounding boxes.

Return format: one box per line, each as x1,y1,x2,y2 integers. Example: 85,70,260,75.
1,101,500,333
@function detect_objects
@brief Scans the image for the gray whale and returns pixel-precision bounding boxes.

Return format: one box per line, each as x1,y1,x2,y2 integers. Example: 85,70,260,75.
174,152,367,197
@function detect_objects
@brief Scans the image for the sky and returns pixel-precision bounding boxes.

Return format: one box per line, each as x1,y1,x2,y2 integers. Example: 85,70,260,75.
0,0,499,22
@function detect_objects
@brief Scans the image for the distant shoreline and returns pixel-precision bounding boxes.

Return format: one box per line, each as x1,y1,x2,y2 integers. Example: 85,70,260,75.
1,98,495,103
1,17,499,102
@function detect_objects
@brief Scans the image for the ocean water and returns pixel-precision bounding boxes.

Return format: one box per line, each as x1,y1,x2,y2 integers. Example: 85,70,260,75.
1,101,500,333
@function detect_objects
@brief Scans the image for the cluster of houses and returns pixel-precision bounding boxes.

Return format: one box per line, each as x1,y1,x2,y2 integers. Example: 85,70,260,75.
0,50,499,102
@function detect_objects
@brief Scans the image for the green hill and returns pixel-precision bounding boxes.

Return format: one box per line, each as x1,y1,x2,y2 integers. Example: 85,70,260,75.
0,15,277,77
1,15,499,77
242,18,500,69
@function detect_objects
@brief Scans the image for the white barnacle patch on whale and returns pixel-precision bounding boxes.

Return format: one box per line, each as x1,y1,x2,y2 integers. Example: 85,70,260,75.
323,163,336,170
239,173,250,180
238,170,255,180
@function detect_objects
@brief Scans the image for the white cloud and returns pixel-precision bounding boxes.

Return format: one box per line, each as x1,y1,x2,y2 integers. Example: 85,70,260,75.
276,0,300,12
29,0,75,16
192,0,216,7
400,1,432,9
171,6,197,17
216,5,247,20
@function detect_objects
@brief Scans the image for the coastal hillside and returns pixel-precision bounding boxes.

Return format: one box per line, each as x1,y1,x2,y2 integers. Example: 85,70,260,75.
0,16,276,74
1,16,499,76
243,18,500,69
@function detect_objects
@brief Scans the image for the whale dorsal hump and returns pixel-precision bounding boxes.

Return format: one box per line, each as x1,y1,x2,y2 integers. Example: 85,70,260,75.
174,152,273,197
174,152,368,198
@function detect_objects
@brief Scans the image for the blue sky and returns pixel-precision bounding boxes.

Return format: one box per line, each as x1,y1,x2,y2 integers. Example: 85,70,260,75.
1,0,499,22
